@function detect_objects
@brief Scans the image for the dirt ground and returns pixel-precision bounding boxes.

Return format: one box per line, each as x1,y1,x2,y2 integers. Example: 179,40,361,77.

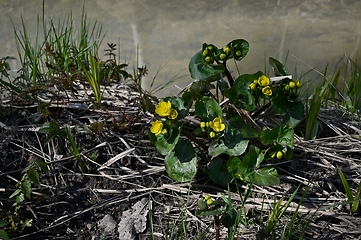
1,82,361,240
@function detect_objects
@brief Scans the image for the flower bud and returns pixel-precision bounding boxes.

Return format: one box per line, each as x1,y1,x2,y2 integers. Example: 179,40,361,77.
205,56,213,63
204,194,211,200
223,46,231,54
202,49,209,57
206,198,214,205
236,51,242,57
289,81,296,89
249,82,257,91
295,80,302,88
209,131,216,138
276,151,283,159
220,53,227,60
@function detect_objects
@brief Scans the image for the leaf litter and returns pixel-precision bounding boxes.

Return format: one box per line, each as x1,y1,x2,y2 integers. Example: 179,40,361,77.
0,82,361,239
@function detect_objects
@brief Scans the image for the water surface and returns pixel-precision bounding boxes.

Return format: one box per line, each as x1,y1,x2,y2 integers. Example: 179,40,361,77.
1,0,360,96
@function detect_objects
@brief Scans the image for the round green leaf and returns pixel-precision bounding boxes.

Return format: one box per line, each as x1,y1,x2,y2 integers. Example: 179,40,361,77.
165,151,197,182
229,39,249,61
174,138,196,162
209,139,249,158
242,167,280,186
189,51,225,80
207,158,233,186
272,96,304,128
224,71,263,111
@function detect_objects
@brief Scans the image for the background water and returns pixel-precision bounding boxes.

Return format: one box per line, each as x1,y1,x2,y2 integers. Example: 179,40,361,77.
1,0,360,96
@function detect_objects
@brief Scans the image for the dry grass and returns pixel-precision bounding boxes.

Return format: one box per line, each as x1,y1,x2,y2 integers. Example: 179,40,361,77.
1,81,361,239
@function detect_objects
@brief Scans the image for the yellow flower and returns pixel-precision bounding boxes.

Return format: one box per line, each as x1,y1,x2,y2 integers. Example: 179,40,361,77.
257,75,270,87
249,82,257,91
200,122,206,129
161,128,168,135
168,108,178,120
155,101,171,117
209,117,225,132
262,86,272,96
150,120,163,135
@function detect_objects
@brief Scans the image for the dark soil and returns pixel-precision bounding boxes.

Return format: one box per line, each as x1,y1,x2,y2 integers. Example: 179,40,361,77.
1,83,361,240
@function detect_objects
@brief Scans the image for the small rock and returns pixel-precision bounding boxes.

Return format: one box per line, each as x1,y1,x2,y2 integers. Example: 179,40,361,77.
98,214,117,233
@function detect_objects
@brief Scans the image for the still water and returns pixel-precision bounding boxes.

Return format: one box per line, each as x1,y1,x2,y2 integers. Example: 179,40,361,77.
0,0,360,96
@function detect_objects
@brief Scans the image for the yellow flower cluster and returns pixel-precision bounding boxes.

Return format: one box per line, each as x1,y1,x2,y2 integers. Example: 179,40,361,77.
283,80,302,95
249,75,272,96
200,117,226,139
150,101,178,136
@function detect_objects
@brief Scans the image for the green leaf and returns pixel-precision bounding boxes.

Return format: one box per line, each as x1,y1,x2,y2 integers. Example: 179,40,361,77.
221,208,237,228
149,124,181,155
351,182,361,213
229,39,249,61
261,125,294,147
174,138,196,162
27,168,40,186
224,71,263,111
33,158,49,173
189,80,215,98
0,220,9,228
9,189,21,199
195,96,223,120
65,125,84,172
338,168,353,211
272,96,304,128
189,51,225,80
209,139,249,158
234,145,279,185
166,96,187,119
227,156,241,178
20,181,31,199
242,167,280,186
164,151,197,182
225,108,260,139
207,158,233,186
38,121,62,145
0,229,10,240
269,57,288,76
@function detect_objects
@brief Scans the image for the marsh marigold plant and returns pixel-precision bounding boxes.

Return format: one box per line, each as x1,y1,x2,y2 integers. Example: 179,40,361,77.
148,39,304,189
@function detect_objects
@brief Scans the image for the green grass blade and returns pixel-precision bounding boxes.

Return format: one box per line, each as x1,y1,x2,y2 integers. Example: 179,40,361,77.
338,168,353,211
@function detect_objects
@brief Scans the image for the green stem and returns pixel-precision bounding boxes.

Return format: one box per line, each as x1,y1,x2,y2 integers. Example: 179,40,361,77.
223,62,234,87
